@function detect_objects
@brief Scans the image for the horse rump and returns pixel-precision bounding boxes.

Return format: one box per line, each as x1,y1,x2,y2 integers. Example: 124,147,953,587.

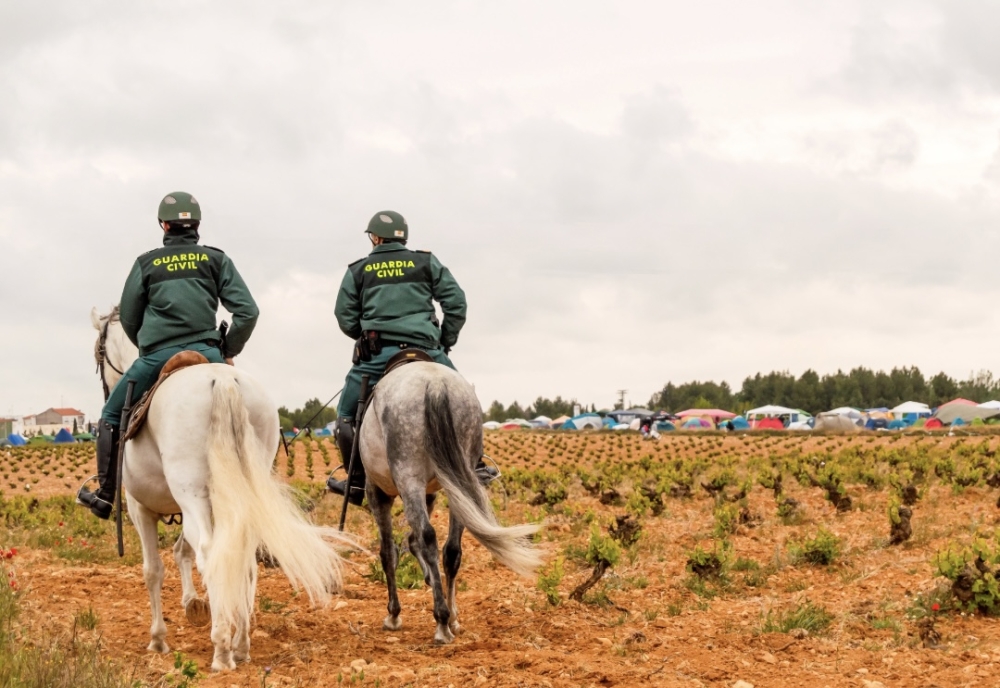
422,382,542,578
203,375,353,631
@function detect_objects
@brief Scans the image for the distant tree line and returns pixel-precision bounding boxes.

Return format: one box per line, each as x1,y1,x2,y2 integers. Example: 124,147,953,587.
646,367,1000,415
278,398,338,431
483,396,595,423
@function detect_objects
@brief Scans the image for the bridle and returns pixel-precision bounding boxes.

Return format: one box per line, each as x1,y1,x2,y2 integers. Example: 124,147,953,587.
95,309,124,402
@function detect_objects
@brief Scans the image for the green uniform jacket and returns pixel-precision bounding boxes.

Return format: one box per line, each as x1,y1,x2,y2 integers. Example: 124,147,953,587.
119,228,259,357
335,243,466,350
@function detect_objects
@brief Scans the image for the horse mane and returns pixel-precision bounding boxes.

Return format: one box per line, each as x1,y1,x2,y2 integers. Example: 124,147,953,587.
93,305,121,366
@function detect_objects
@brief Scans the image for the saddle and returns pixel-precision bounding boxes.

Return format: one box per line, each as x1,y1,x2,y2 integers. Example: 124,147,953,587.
361,348,435,416
122,351,212,441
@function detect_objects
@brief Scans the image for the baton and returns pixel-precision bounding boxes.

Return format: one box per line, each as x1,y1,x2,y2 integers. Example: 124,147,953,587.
116,379,137,558
338,375,370,532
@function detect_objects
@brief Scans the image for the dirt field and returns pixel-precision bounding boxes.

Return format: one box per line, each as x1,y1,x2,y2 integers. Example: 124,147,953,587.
4,430,1000,687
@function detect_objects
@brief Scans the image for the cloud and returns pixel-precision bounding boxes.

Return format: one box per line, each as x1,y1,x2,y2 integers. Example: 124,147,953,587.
3,0,1000,419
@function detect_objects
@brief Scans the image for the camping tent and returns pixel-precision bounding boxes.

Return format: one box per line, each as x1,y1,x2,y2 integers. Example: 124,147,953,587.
561,414,604,430
754,418,785,430
482,421,500,430
745,405,809,428
681,417,712,429
605,408,655,425
550,415,571,428
730,417,749,430
675,409,736,421
7,434,27,446
53,428,76,443
891,401,931,417
979,401,1000,410
814,413,860,432
826,407,864,422
529,416,552,428
932,404,1000,426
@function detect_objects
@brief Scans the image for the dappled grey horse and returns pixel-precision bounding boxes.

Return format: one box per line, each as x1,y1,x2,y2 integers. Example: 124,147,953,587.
358,362,543,643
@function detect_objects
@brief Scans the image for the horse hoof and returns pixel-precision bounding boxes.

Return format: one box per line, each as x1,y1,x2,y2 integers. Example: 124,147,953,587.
433,626,455,645
211,656,237,672
148,639,170,654
185,598,211,627
383,615,402,631
235,653,251,665
449,620,462,635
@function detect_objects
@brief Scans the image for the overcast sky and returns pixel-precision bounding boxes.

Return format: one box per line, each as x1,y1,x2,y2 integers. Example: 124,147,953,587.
3,0,1000,420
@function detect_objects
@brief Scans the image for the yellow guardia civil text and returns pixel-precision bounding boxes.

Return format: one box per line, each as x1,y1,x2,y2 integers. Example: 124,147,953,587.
152,253,211,272
364,259,416,278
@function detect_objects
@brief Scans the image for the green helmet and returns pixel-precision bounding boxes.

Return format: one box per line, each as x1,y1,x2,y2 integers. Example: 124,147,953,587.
157,191,202,224
366,210,408,241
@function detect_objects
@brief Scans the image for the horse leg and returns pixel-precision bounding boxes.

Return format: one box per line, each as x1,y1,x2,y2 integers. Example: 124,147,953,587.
128,495,169,653
369,485,402,631
181,497,235,671
443,513,465,636
232,564,256,664
173,533,209,627
399,488,452,644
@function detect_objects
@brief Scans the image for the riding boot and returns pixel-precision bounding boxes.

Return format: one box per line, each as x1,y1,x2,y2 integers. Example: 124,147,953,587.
326,418,366,505
75,419,120,520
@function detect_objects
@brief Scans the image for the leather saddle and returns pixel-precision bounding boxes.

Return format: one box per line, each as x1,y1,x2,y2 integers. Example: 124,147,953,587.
122,351,212,441
360,348,435,417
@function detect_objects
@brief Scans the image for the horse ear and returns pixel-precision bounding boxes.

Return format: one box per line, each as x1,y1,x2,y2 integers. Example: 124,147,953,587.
90,307,103,331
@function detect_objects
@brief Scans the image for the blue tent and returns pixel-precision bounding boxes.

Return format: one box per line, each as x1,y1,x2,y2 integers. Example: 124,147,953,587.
7,433,26,446
887,419,907,430
952,417,966,426
730,417,750,430
865,418,889,430
53,428,76,443
655,421,675,432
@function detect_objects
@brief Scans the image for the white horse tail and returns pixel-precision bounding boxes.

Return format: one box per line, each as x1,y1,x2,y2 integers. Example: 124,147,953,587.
423,385,543,578
203,375,352,631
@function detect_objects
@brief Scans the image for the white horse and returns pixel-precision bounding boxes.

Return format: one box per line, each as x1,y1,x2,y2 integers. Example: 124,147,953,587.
91,307,352,671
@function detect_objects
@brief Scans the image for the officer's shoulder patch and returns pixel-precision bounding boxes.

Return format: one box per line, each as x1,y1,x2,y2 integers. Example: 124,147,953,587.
202,245,225,255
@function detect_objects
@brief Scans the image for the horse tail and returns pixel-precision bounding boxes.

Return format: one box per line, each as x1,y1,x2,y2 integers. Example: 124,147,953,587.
203,375,352,631
422,384,543,578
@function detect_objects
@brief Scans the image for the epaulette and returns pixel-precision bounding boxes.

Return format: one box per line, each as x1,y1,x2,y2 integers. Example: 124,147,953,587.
415,249,431,254
202,245,226,254
348,256,367,267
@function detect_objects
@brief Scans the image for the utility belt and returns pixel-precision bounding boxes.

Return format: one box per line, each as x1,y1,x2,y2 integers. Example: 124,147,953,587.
352,331,422,365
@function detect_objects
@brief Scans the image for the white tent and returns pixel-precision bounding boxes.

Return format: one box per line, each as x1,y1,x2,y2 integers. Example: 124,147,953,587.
891,401,931,418
826,407,863,421
745,404,797,416
482,421,501,430
979,401,1000,410
529,415,552,428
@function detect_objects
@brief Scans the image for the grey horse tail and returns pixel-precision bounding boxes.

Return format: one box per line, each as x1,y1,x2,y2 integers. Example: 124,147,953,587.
423,384,543,578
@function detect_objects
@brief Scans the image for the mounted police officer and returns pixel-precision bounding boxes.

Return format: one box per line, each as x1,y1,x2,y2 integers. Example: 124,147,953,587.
327,211,497,504
77,192,259,519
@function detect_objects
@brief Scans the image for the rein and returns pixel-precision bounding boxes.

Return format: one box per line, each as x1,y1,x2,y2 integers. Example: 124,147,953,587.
96,311,124,402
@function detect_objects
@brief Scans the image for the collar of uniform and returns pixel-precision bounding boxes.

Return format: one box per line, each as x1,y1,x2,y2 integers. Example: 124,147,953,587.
370,243,407,255
163,228,201,246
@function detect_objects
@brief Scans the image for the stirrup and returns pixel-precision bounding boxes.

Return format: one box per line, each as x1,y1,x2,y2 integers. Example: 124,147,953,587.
477,455,501,484
75,475,100,507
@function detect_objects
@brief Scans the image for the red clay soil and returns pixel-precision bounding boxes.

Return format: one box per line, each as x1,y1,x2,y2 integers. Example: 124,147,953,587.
5,432,1000,687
